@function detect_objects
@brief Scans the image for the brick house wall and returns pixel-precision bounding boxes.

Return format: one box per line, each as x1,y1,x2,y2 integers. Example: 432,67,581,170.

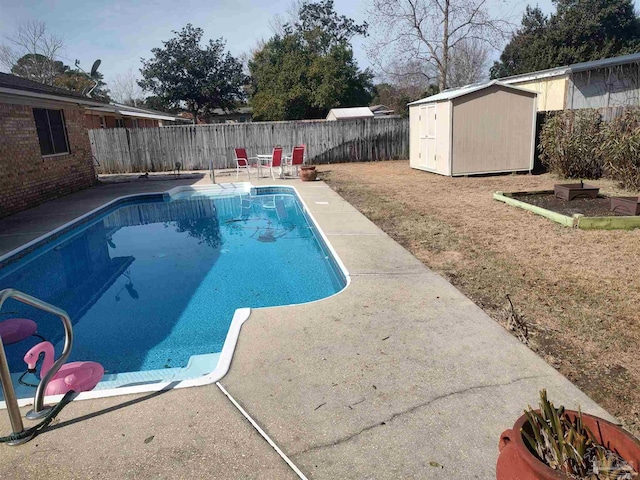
0,101,96,218
85,114,101,129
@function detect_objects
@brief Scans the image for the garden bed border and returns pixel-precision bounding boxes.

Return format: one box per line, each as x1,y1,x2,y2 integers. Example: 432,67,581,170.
493,190,640,230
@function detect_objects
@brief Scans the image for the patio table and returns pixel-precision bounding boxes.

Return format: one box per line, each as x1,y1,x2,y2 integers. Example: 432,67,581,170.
257,154,284,179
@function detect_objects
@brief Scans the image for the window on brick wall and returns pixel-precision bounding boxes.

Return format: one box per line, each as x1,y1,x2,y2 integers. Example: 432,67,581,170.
33,108,70,156
115,118,125,128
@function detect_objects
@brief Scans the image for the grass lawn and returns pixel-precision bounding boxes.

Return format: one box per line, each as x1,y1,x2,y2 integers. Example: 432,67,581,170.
323,160,640,435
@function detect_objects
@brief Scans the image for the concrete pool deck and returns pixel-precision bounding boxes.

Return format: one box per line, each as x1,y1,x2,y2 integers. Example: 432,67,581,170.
0,172,614,478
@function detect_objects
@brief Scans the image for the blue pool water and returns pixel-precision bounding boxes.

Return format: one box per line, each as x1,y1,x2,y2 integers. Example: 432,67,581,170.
0,187,345,384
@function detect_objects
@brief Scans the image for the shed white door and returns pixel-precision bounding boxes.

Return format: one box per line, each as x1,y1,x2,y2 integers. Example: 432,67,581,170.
425,105,437,169
418,106,427,167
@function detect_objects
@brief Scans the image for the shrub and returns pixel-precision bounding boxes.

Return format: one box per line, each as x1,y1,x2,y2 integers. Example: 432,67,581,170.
601,108,640,191
539,110,604,179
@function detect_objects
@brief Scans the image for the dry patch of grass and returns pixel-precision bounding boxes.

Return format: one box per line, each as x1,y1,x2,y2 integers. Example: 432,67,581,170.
322,160,640,434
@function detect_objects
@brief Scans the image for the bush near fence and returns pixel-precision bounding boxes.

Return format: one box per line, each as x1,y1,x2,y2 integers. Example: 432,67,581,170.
539,107,640,190
539,110,604,179
601,109,640,191
89,118,409,174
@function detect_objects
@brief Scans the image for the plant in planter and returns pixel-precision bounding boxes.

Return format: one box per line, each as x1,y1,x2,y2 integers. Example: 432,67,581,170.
497,389,640,479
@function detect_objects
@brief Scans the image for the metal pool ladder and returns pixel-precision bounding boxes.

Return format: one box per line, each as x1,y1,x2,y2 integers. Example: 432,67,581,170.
0,288,74,445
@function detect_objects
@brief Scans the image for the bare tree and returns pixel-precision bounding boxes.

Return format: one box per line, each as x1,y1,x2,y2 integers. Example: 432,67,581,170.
0,20,65,85
371,59,435,117
367,0,509,91
447,37,489,88
380,57,436,90
110,68,144,105
268,0,303,35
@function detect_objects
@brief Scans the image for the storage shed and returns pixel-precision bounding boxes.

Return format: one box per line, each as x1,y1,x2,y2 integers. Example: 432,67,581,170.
408,80,537,176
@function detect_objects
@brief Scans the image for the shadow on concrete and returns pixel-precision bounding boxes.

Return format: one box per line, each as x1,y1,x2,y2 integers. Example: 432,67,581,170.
43,382,178,434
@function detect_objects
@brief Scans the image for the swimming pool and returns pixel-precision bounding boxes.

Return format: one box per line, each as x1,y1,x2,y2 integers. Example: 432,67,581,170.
0,184,348,404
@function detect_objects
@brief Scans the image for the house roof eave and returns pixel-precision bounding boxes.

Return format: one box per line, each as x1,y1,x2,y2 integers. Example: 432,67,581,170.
0,86,108,107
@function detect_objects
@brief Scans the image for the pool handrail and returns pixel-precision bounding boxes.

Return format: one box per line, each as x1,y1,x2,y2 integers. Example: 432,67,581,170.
0,288,74,438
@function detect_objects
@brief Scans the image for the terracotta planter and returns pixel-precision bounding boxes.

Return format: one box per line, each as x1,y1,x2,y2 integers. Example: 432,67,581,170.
300,166,317,182
610,196,640,216
554,183,600,201
497,411,640,480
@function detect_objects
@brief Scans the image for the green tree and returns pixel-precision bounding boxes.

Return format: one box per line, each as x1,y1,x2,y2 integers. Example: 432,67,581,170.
10,53,67,82
284,0,368,54
249,0,374,120
249,35,311,120
10,53,110,101
551,0,640,65
139,24,246,123
54,69,110,101
489,7,550,79
491,0,640,78
142,95,176,113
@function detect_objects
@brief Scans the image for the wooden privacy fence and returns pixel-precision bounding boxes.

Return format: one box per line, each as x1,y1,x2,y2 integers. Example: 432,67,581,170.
89,118,409,174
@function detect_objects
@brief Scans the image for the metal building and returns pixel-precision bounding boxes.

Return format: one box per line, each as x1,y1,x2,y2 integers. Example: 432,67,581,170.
500,52,640,112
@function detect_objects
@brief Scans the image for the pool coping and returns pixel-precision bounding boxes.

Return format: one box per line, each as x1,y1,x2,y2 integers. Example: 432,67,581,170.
493,190,640,230
0,182,351,409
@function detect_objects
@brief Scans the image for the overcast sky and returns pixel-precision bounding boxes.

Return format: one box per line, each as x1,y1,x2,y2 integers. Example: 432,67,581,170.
0,0,565,90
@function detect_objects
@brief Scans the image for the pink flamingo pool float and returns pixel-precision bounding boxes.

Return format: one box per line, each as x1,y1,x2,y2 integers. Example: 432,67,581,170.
0,318,39,345
24,341,104,395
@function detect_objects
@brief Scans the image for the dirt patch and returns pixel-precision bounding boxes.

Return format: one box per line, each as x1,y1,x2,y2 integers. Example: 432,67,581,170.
516,193,623,217
322,161,640,435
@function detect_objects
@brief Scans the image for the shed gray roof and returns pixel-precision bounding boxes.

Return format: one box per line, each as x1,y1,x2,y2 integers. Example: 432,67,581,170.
408,80,537,106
